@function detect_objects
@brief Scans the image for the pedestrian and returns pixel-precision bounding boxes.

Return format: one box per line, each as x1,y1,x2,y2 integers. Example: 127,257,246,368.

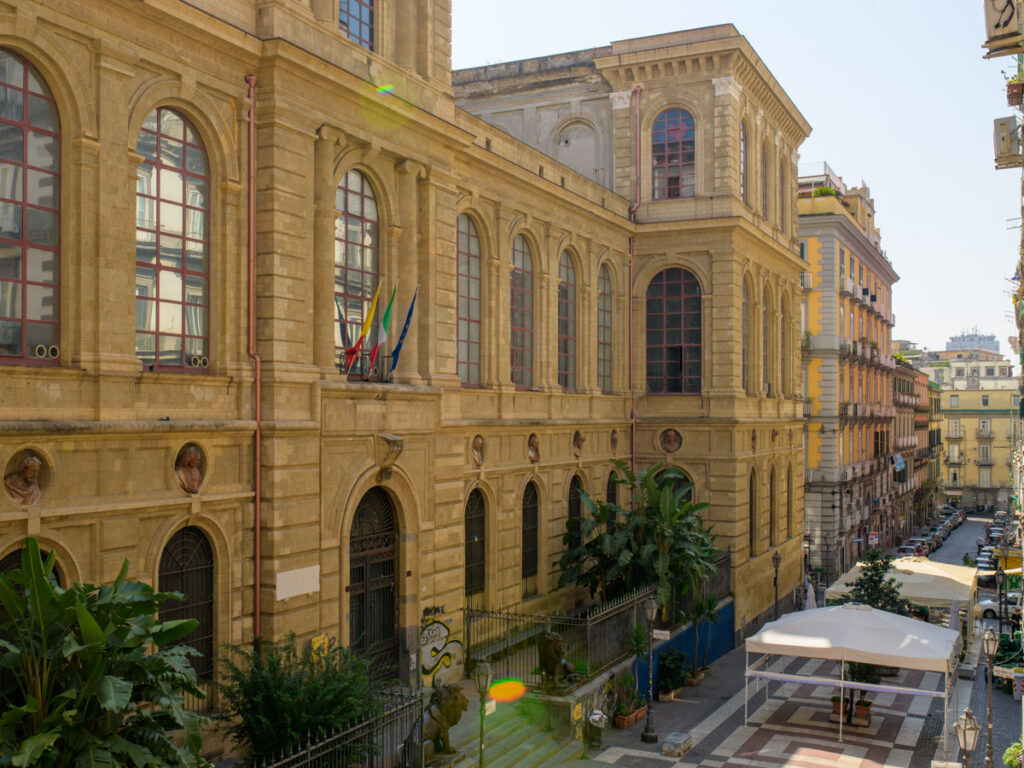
976,535,984,555
1012,609,1022,636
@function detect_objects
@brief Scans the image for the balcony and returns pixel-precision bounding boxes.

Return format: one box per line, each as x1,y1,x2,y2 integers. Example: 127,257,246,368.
840,276,854,297
946,431,963,440
976,457,995,466
945,457,964,466
976,429,994,439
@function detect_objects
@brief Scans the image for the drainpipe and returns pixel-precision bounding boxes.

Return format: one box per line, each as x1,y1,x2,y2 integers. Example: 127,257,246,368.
245,74,262,646
628,85,642,477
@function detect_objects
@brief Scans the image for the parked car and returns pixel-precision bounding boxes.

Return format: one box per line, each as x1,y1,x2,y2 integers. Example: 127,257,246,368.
988,527,1005,544
897,544,921,557
976,591,1022,619
908,537,932,554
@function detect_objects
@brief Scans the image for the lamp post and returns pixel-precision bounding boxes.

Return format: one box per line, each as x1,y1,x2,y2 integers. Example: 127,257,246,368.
641,597,658,743
996,565,1006,636
954,707,981,768
474,661,492,768
772,550,782,620
983,628,998,768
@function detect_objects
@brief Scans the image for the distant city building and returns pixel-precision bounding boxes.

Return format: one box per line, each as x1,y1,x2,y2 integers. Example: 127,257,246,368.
947,331,999,353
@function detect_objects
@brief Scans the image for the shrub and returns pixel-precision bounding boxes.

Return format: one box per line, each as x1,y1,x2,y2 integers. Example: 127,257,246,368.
217,633,378,760
657,649,688,692
811,185,837,197
0,538,207,768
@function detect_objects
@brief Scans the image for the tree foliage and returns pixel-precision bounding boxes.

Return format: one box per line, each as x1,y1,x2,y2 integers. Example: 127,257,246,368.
0,537,208,768
557,460,720,616
217,633,378,761
846,548,909,615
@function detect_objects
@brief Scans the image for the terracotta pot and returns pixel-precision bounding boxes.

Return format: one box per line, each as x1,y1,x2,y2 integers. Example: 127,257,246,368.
855,702,871,719
614,705,647,729
657,689,676,702
1010,82,1024,107
831,699,848,716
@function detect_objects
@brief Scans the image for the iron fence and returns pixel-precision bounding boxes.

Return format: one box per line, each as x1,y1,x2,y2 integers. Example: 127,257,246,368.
258,689,423,768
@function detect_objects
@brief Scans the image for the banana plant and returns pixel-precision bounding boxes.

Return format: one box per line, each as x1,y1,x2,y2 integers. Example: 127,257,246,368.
0,537,208,767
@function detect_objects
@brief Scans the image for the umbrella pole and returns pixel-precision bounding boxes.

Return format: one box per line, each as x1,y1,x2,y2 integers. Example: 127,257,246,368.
744,650,748,726
944,670,949,761
839,656,844,743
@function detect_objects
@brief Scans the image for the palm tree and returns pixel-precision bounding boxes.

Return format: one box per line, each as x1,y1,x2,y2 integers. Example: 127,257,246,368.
683,594,720,675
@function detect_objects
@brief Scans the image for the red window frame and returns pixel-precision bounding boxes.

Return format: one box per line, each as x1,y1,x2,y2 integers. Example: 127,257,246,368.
0,49,61,366
135,107,210,372
645,268,701,394
510,234,533,388
457,214,481,387
334,169,379,378
557,252,576,392
340,0,374,51
652,108,695,200
597,264,613,393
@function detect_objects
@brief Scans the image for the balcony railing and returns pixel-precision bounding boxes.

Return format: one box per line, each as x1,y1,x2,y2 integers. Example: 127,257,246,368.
976,429,994,439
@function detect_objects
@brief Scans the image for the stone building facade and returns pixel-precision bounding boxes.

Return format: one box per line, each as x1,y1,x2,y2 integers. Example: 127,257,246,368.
942,389,1020,510
0,0,808,696
798,162,899,587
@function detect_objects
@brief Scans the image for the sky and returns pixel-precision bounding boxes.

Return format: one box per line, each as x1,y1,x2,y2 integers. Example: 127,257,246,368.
451,0,1021,357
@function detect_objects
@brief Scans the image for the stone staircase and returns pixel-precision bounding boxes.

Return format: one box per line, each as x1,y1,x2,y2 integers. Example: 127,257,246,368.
442,697,584,768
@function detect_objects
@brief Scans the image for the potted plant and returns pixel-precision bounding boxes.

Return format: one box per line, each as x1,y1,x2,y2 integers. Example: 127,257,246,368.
613,673,647,728
845,662,882,723
1009,74,1024,107
830,695,847,717
854,697,872,719
656,648,689,701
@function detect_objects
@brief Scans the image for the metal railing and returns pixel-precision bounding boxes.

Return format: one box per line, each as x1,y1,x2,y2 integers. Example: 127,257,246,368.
259,690,423,768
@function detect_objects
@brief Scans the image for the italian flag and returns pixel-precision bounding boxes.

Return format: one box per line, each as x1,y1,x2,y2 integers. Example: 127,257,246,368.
369,281,398,370
344,282,381,372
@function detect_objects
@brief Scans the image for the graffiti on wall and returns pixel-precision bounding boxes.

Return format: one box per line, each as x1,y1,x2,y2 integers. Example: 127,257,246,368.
420,619,462,686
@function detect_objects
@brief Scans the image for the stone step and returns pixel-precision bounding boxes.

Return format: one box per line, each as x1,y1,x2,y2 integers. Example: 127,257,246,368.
449,700,581,768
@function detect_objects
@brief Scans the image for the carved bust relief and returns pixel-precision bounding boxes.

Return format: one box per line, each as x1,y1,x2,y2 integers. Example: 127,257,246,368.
471,435,485,467
660,429,681,454
175,444,204,494
528,433,540,463
4,453,43,506
572,431,585,458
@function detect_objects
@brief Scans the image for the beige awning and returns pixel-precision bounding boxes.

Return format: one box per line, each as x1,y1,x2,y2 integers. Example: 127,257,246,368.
824,556,976,610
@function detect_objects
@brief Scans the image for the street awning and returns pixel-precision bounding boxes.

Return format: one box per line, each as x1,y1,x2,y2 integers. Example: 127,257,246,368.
892,454,906,472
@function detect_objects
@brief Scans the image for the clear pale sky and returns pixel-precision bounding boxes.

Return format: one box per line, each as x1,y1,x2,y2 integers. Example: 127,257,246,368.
451,0,1020,356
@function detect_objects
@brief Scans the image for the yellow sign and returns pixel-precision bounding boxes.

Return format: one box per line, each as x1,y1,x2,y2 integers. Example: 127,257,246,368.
572,703,582,721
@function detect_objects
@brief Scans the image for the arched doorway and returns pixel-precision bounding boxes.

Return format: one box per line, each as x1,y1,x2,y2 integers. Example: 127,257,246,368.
349,487,398,680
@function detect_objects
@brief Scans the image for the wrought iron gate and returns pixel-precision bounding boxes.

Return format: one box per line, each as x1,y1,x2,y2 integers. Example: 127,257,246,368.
349,487,398,681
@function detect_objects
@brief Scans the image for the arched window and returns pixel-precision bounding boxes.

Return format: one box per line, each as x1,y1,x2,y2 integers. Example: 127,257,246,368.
742,280,750,393
510,234,533,388
0,50,60,366
457,214,481,387
769,468,778,546
0,546,63,586
522,481,539,597
778,157,787,231
657,468,694,504
159,527,214,681
597,264,613,393
567,475,583,551
762,286,770,396
780,296,788,395
652,108,695,200
340,0,374,51
465,489,485,598
739,122,749,205
645,268,701,394
136,107,209,371
334,169,379,377
557,252,576,392
785,464,793,538
761,141,769,219
748,470,757,557
605,471,618,532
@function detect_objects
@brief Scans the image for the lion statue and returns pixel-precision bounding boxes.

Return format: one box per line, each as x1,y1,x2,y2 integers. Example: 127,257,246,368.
538,630,581,691
422,683,469,763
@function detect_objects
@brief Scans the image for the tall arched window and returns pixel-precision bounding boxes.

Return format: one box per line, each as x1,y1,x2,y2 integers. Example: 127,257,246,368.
567,475,583,551
0,50,60,365
159,527,214,682
780,296,788,396
557,252,576,392
136,107,209,371
761,141,769,219
742,280,750,393
769,468,778,546
334,169,379,376
645,268,701,394
748,470,757,557
778,157,787,231
605,471,618,532
457,214,481,387
597,264,613,393
652,108,695,200
465,489,485,598
522,481,539,597
739,121,749,205
762,286,770,396
0,546,63,586
785,464,793,538
510,235,534,387
340,0,374,51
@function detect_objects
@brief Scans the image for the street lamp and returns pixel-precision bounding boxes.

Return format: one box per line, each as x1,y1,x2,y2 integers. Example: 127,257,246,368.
641,597,658,743
954,707,981,768
996,565,1006,635
983,627,998,768
772,550,782,620
474,661,492,768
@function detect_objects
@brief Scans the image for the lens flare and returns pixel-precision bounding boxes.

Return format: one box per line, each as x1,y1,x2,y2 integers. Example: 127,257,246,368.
376,84,395,95
489,678,526,702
